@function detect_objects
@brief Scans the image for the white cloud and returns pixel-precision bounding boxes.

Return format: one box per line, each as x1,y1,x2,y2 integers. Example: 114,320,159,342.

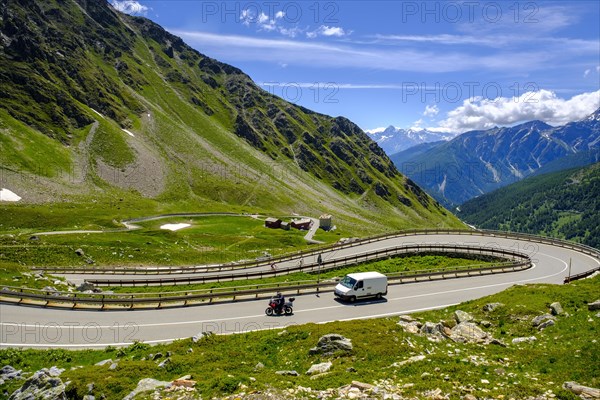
307,25,351,39
174,30,558,73
584,69,591,78
435,89,600,133
597,66,600,73
423,105,440,117
240,9,301,37
110,0,148,15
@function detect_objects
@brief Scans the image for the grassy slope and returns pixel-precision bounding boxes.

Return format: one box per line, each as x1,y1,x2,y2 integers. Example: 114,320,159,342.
1,275,598,399
0,0,462,239
458,163,600,248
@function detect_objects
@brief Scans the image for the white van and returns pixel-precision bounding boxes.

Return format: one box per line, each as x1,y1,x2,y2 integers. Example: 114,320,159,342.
334,271,388,302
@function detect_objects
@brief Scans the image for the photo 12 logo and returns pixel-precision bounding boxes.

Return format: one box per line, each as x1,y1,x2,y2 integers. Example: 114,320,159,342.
262,82,340,104
1,322,140,346
401,1,539,24
200,2,340,24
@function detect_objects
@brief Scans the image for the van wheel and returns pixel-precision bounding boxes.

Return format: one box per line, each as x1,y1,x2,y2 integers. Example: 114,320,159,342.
349,296,356,303
376,293,383,300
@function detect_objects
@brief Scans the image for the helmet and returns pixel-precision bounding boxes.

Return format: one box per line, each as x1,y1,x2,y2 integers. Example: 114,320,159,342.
277,292,282,296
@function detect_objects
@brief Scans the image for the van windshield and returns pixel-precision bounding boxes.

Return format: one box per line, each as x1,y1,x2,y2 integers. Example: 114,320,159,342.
339,276,357,289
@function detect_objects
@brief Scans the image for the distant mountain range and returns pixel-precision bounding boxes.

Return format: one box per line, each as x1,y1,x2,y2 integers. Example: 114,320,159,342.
457,162,600,249
366,126,456,154
391,109,600,208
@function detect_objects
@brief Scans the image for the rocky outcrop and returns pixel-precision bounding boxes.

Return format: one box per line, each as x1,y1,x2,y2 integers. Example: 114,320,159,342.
588,300,600,311
532,314,555,328
9,368,66,400
306,362,332,375
450,322,489,343
309,334,353,355
563,381,600,399
550,302,564,315
483,302,504,312
454,310,474,324
123,378,171,400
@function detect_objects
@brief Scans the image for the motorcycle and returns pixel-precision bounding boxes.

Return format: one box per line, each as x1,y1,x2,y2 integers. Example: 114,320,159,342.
265,296,295,316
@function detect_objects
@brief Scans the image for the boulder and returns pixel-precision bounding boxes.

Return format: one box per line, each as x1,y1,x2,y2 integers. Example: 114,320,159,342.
77,282,96,293
309,334,352,355
450,322,489,343
192,331,214,343
550,302,564,315
306,362,332,375
171,379,196,388
483,303,503,312
108,363,118,370
588,300,600,311
1,365,22,380
94,359,113,367
454,310,474,324
351,381,374,391
8,368,66,400
532,314,555,327
48,366,64,377
538,320,555,330
254,362,265,371
157,358,170,368
42,286,58,294
563,381,600,399
275,370,299,376
512,336,536,344
123,378,171,400
75,248,85,257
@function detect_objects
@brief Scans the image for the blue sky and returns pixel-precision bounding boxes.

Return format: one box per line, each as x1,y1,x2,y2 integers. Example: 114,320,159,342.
112,1,600,133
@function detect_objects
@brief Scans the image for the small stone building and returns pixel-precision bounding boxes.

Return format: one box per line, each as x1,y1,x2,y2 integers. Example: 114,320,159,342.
265,217,282,229
319,214,332,231
291,218,312,230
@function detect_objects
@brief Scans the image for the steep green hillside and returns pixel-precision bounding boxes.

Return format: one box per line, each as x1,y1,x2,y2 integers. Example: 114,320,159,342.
458,163,600,248
0,0,460,234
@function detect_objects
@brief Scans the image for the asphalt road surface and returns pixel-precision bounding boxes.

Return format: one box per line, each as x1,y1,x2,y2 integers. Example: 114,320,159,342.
1,233,598,349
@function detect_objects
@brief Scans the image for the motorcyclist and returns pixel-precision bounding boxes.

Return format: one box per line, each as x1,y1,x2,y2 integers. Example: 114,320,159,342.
275,292,285,312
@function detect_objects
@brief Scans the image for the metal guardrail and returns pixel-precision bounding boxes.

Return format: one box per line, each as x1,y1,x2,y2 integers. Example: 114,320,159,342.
85,244,524,287
0,259,531,310
33,228,600,276
564,266,600,283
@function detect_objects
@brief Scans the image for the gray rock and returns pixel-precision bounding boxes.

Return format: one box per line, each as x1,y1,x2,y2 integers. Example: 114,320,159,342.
108,363,118,371
309,334,353,355
94,359,113,367
391,355,426,367
254,362,265,371
157,358,170,368
42,286,58,294
450,322,489,343
480,320,492,328
77,282,95,293
483,303,503,312
1,365,22,380
275,370,299,376
490,338,507,347
588,300,600,311
153,353,163,360
512,336,537,344
86,383,94,394
48,366,65,377
550,302,564,315
8,368,66,400
83,396,95,400
123,378,171,400
306,362,332,375
454,310,474,324
538,319,555,330
398,315,416,323
532,314,555,327
192,331,214,343
75,248,85,257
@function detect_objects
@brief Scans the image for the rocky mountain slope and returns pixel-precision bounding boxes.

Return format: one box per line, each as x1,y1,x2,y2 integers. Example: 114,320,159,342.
458,162,600,248
367,126,455,155
0,0,461,232
392,110,600,208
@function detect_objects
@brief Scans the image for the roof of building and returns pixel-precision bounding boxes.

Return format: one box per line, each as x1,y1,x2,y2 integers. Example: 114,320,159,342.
265,217,281,223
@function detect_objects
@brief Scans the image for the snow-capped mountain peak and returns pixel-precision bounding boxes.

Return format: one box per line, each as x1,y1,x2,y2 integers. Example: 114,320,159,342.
366,125,457,155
